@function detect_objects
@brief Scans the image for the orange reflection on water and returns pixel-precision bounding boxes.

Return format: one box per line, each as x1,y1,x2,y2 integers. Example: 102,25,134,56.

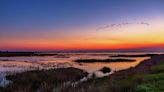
74,57,150,73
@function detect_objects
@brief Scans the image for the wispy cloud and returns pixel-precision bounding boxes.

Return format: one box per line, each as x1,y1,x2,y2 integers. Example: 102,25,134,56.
96,21,150,31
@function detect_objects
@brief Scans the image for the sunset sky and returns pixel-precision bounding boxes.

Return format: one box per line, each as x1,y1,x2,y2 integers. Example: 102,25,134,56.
0,0,164,51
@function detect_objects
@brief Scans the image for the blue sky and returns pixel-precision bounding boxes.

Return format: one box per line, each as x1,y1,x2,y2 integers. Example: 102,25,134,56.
1,0,164,29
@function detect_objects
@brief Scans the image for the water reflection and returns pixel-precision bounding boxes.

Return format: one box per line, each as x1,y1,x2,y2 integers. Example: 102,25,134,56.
73,57,149,73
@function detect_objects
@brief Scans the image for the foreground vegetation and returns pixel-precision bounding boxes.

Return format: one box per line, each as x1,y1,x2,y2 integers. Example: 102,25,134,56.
0,67,88,92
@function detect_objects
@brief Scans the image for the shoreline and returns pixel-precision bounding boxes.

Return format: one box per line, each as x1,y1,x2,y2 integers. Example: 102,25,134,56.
109,54,164,79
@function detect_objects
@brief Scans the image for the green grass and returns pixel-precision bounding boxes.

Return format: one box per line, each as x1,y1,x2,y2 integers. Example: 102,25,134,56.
135,80,164,92
135,63,164,92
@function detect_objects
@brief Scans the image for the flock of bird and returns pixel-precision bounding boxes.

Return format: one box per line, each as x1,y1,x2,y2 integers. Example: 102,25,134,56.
96,21,150,31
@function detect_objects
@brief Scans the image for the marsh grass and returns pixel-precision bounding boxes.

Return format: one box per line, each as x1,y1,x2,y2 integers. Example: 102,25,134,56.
110,54,158,57
75,58,135,63
1,67,88,92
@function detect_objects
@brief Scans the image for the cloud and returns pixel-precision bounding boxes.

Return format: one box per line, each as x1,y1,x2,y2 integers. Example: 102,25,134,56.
96,21,150,31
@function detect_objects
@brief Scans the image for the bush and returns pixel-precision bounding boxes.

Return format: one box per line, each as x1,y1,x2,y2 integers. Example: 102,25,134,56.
100,67,111,73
